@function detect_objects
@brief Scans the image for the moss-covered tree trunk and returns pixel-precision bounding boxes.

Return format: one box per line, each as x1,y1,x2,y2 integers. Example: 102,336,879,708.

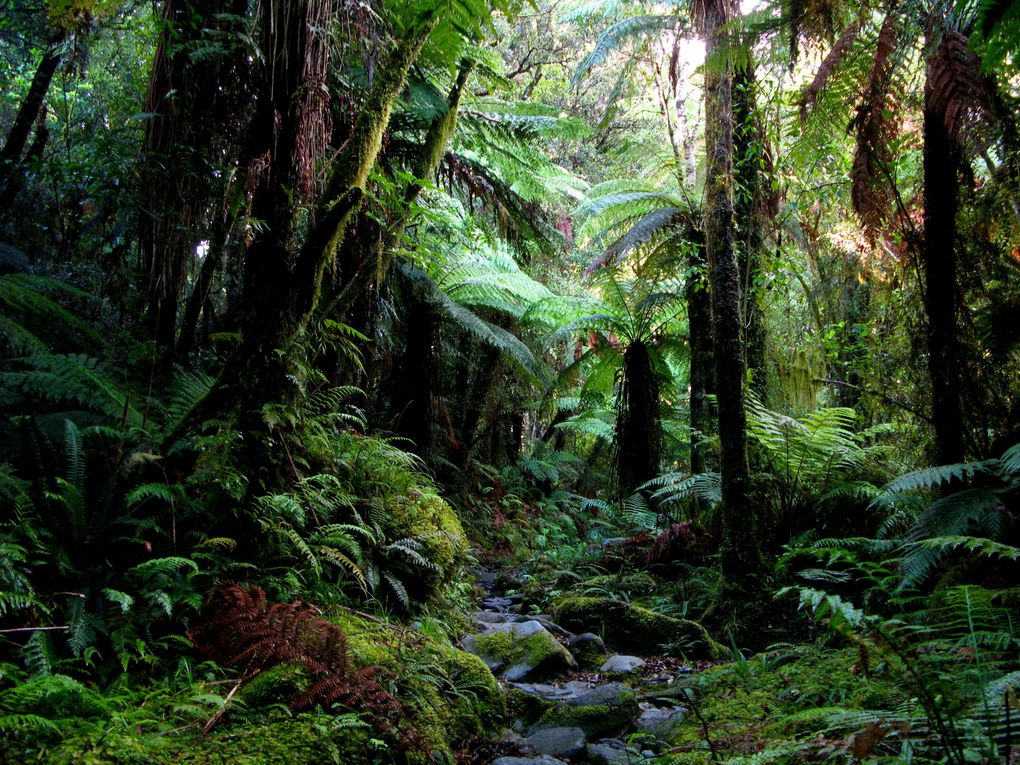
702,0,763,600
234,8,437,419
329,60,475,324
733,63,770,398
686,237,714,475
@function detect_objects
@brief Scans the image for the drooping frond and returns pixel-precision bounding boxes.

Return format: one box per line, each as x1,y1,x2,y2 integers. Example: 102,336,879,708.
799,18,865,120
926,29,991,147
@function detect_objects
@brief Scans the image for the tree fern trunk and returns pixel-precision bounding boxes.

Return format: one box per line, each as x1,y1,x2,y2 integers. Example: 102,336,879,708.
702,0,762,592
923,79,965,465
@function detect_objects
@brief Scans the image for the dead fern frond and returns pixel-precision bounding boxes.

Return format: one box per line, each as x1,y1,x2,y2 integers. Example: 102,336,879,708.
800,18,864,121
851,11,900,232
190,583,411,744
926,29,991,149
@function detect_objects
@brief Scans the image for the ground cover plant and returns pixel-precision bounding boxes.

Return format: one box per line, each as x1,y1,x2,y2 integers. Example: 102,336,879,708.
0,0,1017,763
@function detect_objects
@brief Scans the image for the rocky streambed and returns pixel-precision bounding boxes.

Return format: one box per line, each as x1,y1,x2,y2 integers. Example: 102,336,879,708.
457,572,722,764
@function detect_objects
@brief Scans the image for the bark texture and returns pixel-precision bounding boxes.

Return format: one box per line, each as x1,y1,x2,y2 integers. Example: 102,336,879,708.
702,0,761,589
923,86,966,465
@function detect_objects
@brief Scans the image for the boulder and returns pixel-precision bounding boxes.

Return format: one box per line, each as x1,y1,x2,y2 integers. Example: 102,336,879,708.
586,739,640,765
531,682,639,738
567,632,607,668
524,727,587,758
551,597,724,659
599,655,646,675
462,620,577,681
635,705,687,742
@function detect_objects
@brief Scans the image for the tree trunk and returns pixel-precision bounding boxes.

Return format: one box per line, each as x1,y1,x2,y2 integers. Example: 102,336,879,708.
234,9,437,418
328,60,474,324
0,33,63,217
686,236,714,475
923,83,965,465
139,0,246,366
702,0,762,592
616,340,662,497
733,63,769,398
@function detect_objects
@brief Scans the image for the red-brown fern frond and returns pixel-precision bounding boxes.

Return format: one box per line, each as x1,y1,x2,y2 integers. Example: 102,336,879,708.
926,29,991,148
799,18,864,121
851,11,900,233
189,583,414,747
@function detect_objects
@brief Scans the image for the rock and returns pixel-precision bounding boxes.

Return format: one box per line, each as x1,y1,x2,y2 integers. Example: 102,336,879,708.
568,632,607,668
482,596,516,610
524,727,587,758
0,243,30,274
509,682,577,700
585,738,639,765
492,758,568,765
470,611,576,639
600,655,646,675
531,682,639,738
635,705,687,742
551,597,725,659
462,620,577,681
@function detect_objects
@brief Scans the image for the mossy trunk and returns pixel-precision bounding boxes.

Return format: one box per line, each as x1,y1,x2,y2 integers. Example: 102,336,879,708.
235,11,436,417
686,236,714,475
329,59,474,323
733,63,770,399
702,0,763,597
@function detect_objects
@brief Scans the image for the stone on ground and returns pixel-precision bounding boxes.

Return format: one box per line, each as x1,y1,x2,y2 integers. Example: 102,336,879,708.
462,620,577,681
599,654,646,674
524,726,587,758
531,682,639,738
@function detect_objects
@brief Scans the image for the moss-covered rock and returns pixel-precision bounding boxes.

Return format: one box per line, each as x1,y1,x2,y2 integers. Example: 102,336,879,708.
531,682,638,739
236,663,311,710
385,489,469,605
462,620,577,681
332,608,505,759
505,687,557,728
551,598,724,659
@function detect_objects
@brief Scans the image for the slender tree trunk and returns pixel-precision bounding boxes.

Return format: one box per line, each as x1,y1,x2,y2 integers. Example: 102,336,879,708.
0,33,63,217
733,63,769,397
177,210,231,358
687,238,714,475
702,0,762,593
923,83,965,465
329,59,474,323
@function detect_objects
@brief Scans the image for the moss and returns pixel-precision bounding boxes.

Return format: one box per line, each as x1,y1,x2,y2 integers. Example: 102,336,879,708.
237,663,311,710
551,597,725,660
534,687,639,739
662,647,906,759
386,490,469,604
472,628,561,673
505,688,555,727
330,608,504,760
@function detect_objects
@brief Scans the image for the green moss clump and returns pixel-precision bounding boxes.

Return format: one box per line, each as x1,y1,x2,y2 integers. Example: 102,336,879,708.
471,628,565,675
663,646,906,759
331,609,504,760
551,597,724,659
505,688,556,727
237,663,311,710
533,686,639,738
386,490,469,604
